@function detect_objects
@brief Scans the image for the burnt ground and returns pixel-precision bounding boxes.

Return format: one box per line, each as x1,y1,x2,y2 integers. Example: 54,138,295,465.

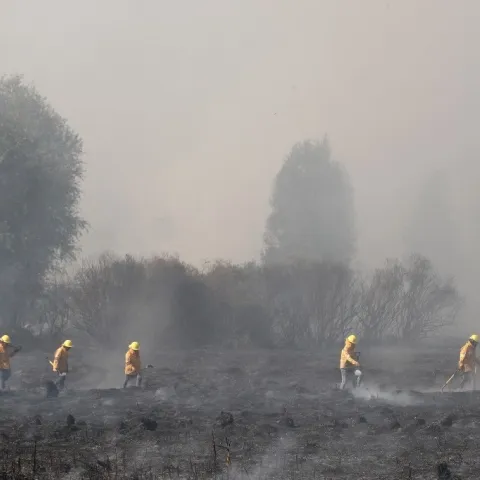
1,339,480,479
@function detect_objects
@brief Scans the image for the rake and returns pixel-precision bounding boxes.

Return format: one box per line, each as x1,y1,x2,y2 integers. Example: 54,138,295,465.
441,369,459,393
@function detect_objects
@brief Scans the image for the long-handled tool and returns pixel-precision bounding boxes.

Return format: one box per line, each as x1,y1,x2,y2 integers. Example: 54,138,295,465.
441,369,460,392
474,366,477,391
9,344,22,356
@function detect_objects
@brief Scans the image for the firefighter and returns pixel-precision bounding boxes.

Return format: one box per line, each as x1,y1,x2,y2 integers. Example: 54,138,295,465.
0,335,21,390
52,340,73,390
340,334,362,390
123,342,142,388
458,334,480,389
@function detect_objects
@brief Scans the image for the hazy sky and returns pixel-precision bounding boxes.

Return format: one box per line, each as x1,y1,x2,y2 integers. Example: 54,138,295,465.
1,0,479,273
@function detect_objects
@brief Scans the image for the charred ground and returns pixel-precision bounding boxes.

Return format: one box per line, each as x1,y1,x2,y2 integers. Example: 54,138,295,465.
0,340,479,479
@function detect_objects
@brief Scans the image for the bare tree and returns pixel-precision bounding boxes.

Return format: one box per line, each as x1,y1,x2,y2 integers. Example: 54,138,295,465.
69,253,119,344
64,250,458,350
262,261,359,347
357,260,406,341
395,254,462,340
358,255,461,342
37,276,73,338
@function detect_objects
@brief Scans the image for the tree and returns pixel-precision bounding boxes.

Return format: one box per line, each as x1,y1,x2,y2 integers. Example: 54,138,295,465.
263,261,359,347
358,254,461,341
0,75,86,328
357,259,407,341
396,254,462,340
262,138,355,265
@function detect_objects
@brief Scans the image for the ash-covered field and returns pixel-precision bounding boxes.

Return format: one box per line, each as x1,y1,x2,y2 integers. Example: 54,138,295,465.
1,339,479,479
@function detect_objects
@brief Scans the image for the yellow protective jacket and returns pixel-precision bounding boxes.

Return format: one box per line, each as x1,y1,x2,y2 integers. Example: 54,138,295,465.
125,349,141,375
340,340,359,369
0,343,10,370
459,341,479,372
53,346,69,374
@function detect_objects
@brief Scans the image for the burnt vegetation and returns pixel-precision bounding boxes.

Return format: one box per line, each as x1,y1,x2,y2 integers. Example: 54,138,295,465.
59,252,460,349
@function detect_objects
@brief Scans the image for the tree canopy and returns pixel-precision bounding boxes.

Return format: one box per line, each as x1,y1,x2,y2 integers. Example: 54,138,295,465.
262,138,355,265
0,75,86,327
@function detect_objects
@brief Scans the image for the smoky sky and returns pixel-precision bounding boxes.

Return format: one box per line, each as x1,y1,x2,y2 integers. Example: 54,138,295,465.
1,0,479,283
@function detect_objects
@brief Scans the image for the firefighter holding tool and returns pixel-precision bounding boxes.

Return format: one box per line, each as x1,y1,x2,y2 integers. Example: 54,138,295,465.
340,334,362,389
0,335,22,390
51,340,73,390
458,334,480,390
124,341,142,388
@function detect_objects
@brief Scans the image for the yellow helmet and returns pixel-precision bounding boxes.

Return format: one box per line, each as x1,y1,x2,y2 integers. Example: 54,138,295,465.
470,334,479,343
347,334,357,344
129,341,140,351
62,340,73,348
1,335,11,344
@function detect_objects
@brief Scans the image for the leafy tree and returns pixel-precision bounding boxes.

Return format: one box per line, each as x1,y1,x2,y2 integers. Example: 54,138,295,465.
262,138,355,265
0,75,86,328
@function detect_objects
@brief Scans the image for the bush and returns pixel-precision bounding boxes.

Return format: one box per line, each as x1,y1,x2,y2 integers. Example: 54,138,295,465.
69,253,195,348
45,252,460,349
357,254,462,342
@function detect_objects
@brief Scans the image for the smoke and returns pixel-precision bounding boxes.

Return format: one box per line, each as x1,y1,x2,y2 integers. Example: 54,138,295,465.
2,1,480,327
352,385,424,407
229,435,297,479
